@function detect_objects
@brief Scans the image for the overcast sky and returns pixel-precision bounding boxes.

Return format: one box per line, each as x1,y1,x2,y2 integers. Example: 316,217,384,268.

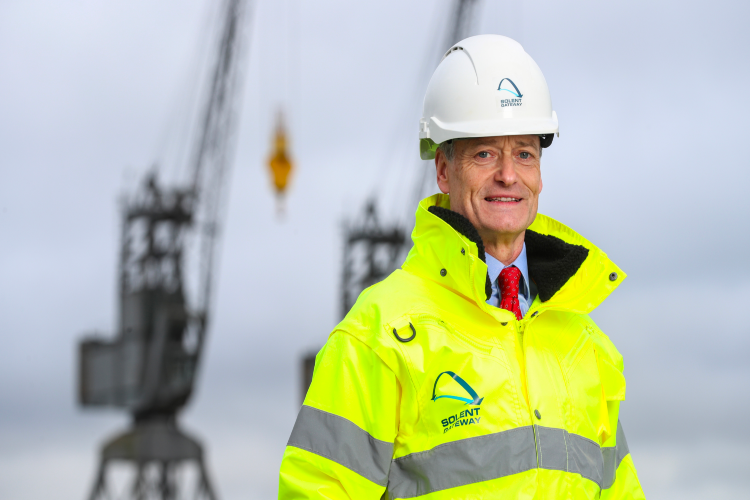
1,0,749,499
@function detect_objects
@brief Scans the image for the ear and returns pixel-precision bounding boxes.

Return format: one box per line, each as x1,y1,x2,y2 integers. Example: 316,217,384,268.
435,150,450,194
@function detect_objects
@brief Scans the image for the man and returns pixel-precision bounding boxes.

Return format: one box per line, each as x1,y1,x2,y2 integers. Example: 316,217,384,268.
279,35,645,499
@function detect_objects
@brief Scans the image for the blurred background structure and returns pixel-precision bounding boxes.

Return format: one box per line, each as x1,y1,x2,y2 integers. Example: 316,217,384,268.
1,1,749,499
77,0,250,498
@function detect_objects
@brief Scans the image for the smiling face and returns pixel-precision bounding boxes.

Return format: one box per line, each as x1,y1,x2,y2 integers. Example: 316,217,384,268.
435,135,542,261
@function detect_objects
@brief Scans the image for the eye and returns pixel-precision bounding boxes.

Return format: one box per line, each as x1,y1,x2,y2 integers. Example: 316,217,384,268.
477,151,491,159
519,152,531,160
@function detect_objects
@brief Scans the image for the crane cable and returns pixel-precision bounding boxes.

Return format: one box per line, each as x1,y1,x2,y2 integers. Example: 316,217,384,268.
147,0,221,193
264,0,299,215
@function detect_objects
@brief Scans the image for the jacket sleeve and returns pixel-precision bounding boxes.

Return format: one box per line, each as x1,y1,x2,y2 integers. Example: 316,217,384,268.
588,318,646,499
279,330,400,499
600,410,646,499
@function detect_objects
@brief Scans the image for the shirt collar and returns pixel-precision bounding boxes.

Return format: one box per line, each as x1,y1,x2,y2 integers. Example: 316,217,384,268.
485,243,530,298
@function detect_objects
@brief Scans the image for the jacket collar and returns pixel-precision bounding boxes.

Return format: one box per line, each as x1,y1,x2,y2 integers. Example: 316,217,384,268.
402,194,626,315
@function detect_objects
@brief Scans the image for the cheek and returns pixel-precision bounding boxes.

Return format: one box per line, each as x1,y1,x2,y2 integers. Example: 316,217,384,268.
526,169,542,195
453,167,479,196
467,168,496,192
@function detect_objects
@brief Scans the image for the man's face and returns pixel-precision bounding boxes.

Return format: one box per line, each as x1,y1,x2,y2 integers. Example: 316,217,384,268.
436,135,542,243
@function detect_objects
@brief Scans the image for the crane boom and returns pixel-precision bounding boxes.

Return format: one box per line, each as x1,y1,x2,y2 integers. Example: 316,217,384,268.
190,0,249,317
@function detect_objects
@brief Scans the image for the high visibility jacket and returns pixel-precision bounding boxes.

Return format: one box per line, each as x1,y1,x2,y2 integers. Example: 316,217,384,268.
279,194,645,499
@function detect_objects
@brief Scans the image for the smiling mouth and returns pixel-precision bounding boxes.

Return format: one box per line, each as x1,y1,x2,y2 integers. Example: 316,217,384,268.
485,197,521,202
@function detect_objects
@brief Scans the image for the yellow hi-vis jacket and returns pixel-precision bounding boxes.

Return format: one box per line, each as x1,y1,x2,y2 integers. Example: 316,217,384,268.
279,194,646,499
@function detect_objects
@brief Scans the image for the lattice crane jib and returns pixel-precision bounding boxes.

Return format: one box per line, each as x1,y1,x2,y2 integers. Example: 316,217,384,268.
78,1,252,498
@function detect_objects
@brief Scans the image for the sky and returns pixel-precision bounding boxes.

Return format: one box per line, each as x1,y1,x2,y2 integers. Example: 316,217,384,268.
1,0,749,498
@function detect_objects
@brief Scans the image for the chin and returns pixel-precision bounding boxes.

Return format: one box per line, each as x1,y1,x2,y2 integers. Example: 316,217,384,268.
481,217,527,235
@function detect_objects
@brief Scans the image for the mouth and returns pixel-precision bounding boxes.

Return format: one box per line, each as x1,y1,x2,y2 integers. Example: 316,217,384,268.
485,196,522,203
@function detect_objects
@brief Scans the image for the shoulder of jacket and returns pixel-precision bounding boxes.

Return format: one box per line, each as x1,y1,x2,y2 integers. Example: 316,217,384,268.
337,270,435,339
579,315,624,373
331,270,441,369
326,318,416,391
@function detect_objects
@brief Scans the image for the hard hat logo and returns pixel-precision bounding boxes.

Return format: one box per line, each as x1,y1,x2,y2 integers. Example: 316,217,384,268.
498,78,523,108
497,78,523,98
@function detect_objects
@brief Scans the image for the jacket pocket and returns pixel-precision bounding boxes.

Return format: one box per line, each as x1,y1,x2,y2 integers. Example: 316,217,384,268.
564,333,624,445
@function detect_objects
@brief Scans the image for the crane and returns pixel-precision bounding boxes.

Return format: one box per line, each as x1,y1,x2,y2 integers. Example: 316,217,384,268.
339,0,482,316
77,1,251,498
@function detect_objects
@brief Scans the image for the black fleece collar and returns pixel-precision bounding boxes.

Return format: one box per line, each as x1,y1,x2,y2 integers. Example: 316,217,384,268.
524,229,589,302
428,206,589,303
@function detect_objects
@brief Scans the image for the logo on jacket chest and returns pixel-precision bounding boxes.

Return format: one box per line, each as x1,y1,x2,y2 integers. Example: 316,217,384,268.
432,371,484,434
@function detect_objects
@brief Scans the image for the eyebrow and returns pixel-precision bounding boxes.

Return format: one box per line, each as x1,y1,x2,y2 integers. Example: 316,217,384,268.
461,138,541,155
469,140,540,151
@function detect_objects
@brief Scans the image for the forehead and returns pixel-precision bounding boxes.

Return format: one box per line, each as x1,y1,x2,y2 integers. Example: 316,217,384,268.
459,135,540,151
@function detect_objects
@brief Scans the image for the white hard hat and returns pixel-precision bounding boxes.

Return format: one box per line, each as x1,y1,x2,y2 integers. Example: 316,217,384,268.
419,35,559,160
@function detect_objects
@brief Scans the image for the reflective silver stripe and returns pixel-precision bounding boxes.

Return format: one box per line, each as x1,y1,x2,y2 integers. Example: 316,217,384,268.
387,422,631,498
536,426,605,486
602,420,630,489
287,405,394,486
570,431,605,485
387,426,537,499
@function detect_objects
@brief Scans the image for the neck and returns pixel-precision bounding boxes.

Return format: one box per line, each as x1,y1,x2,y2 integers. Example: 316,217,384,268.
483,230,525,265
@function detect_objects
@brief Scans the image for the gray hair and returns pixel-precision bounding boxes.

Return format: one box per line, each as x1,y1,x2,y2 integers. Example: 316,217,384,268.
437,137,542,162
437,139,458,162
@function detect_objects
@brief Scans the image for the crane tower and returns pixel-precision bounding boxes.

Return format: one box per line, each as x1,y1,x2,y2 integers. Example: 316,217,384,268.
76,1,251,498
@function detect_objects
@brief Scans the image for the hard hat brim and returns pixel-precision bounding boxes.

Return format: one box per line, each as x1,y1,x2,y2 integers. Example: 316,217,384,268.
419,112,559,160
423,114,558,145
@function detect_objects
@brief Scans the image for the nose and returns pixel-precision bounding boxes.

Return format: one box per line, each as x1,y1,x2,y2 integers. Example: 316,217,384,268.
494,154,517,186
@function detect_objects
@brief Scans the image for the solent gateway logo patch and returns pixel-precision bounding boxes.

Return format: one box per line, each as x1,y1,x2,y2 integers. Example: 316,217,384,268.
498,78,523,107
432,371,483,434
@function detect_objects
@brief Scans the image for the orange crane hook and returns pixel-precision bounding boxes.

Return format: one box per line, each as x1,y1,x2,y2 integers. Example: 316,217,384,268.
267,109,294,215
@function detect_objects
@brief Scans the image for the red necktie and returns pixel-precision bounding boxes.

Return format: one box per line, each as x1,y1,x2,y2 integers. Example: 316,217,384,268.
498,266,522,320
